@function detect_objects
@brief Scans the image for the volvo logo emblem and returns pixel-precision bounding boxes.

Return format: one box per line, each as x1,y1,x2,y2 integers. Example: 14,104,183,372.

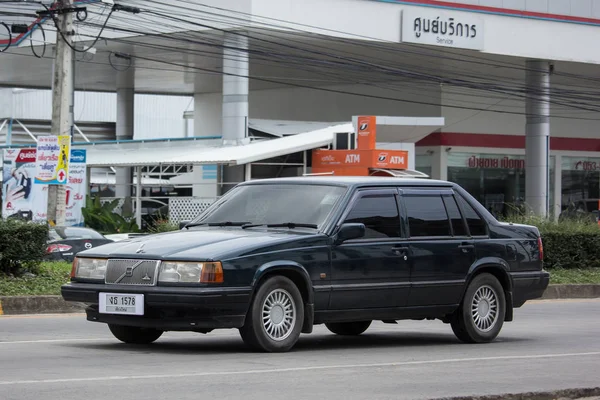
136,243,146,254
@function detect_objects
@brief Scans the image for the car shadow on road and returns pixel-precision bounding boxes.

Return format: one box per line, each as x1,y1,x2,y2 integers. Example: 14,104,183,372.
65,330,530,355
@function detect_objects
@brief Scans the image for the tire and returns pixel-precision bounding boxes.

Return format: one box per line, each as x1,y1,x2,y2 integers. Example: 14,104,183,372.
451,273,506,343
325,321,372,336
239,275,304,352
108,324,164,344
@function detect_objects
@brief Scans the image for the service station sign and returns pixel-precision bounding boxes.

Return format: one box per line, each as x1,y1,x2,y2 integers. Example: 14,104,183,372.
401,8,485,51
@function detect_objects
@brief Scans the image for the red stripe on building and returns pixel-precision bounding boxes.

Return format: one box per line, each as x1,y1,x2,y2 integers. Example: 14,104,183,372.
378,0,600,25
416,132,600,152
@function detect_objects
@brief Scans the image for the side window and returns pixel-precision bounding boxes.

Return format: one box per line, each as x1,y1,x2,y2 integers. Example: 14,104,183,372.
343,193,401,239
443,196,468,236
455,195,488,236
404,195,451,237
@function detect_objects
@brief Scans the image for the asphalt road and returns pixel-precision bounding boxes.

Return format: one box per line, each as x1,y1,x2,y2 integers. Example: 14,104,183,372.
1,299,599,400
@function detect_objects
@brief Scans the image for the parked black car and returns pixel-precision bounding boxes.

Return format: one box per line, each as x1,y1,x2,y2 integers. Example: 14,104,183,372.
47,226,114,262
61,177,549,352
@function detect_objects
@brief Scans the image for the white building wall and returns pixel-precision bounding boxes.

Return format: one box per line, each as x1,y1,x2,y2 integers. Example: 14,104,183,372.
135,94,193,140
1,89,193,140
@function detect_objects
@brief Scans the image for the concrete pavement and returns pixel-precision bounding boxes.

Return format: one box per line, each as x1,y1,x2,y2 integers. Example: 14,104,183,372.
1,299,599,400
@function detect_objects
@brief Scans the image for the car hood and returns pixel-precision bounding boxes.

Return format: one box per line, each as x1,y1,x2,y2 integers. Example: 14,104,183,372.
75,227,324,261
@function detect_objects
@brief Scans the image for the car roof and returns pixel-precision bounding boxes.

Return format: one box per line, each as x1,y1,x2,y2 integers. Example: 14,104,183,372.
240,176,455,188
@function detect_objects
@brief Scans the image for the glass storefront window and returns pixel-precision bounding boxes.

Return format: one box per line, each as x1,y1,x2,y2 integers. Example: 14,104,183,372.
415,154,432,177
561,157,600,215
447,153,555,218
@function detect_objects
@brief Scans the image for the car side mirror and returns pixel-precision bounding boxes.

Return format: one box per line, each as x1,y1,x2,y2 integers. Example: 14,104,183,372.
336,223,365,243
179,220,191,230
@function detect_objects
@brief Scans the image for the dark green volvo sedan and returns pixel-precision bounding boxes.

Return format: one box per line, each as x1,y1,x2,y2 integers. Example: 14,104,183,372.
61,176,550,352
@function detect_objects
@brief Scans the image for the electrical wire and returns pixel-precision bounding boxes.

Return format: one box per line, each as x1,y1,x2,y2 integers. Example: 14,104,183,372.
11,0,600,119
0,22,12,52
88,13,600,114
29,22,46,58
41,2,115,53
112,50,600,121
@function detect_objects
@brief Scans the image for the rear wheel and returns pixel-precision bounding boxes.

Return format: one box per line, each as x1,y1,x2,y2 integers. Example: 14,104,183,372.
239,275,304,352
451,273,506,343
325,321,372,336
108,324,163,344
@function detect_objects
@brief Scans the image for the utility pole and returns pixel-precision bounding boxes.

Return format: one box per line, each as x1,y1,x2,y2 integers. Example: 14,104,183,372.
47,0,74,227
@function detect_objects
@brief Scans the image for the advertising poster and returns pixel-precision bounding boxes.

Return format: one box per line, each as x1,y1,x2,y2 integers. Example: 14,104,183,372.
2,148,87,226
34,135,71,185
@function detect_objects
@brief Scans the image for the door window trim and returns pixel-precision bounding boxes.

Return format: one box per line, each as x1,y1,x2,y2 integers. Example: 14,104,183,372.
399,189,466,241
335,187,405,242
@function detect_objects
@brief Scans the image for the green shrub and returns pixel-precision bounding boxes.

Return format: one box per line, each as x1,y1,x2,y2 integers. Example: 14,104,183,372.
500,212,600,270
148,219,179,234
0,220,49,276
81,195,140,234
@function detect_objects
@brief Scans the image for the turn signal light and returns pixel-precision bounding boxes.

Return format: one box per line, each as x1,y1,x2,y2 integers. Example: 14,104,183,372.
538,237,544,262
70,257,77,279
200,262,224,283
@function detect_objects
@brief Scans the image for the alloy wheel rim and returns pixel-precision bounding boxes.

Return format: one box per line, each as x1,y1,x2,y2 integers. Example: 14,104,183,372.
262,288,296,341
471,285,499,332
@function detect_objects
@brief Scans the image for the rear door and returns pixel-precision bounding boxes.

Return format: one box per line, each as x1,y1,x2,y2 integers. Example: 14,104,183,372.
399,189,476,307
328,188,411,310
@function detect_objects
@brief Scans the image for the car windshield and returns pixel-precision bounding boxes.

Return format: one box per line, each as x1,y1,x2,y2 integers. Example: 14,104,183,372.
49,227,104,240
193,183,347,228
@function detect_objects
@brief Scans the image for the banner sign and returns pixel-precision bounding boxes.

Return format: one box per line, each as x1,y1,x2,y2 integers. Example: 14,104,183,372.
35,135,71,184
2,148,86,226
356,115,377,150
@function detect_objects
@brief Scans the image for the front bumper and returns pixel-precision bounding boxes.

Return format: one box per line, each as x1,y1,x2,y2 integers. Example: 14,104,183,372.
61,282,252,331
511,270,551,307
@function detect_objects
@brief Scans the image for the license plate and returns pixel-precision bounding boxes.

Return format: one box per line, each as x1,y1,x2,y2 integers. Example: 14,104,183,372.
99,293,144,315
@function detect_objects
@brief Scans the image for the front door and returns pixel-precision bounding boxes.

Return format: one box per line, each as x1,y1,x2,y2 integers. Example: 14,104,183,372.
399,189,476,307
329,188,411,310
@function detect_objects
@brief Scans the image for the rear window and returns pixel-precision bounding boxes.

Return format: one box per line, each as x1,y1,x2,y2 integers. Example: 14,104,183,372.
50,227,104,240
404,195,451,237
455,195,487,236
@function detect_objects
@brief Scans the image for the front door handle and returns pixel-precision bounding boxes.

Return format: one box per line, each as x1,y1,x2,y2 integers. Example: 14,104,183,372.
392,246,409,260
458,243,474,253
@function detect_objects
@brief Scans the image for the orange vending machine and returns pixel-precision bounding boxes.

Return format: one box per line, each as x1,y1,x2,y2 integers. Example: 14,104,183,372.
311,116,409,176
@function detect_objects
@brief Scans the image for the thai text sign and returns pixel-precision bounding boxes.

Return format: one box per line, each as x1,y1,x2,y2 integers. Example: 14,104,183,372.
401,8,484,51
2,148,87,226
35,135,71,184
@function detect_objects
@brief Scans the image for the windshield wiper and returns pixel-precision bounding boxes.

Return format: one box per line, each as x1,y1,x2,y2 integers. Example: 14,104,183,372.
184,221,251,229
242,222,318,229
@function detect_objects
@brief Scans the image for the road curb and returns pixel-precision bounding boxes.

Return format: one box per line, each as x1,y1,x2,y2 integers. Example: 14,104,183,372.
431,387,600,400
540,284,600,300
0,295,86,315
0,284,599,315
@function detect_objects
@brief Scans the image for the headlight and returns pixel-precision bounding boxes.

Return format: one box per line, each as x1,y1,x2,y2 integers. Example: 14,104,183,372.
71,258,107,280
158,261,223,283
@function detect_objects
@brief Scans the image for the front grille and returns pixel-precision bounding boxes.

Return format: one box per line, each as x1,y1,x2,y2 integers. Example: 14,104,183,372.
105,259,161,286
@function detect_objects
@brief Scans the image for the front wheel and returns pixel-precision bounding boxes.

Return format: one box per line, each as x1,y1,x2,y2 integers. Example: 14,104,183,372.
108,324,163,344
451,273,506,343
325,321,372,336
239,275,304,352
